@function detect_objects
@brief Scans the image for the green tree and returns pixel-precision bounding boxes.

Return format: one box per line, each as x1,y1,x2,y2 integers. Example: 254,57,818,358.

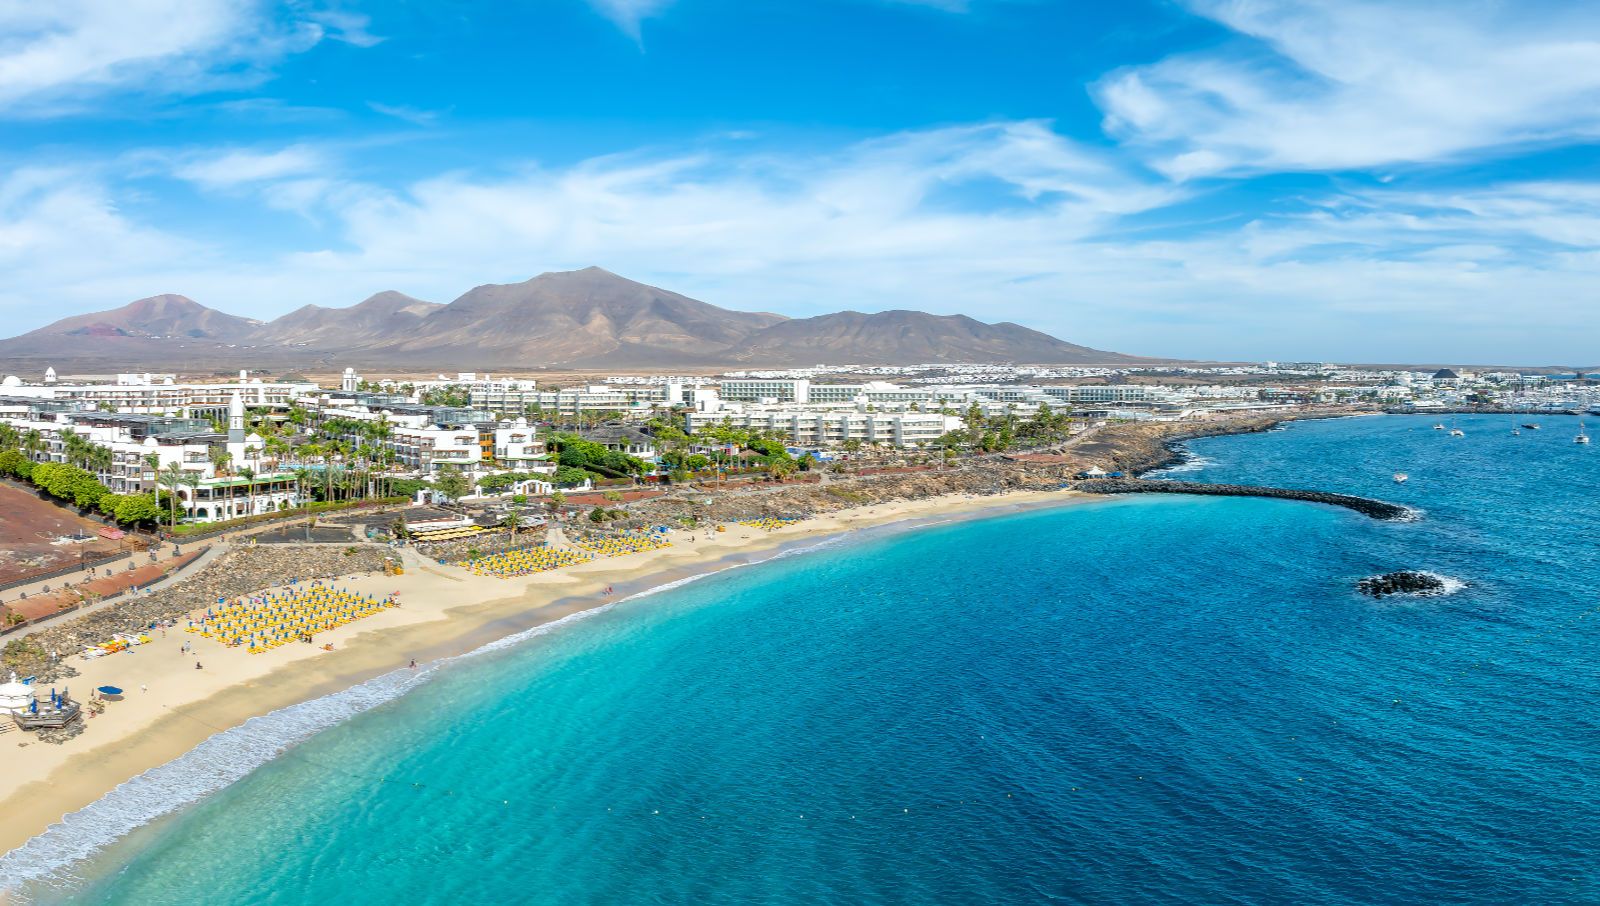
0,449,30,478
432,465,471,503
766,458,797,482
116,493,162,525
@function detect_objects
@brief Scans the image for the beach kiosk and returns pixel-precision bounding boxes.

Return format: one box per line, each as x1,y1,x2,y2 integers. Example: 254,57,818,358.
2,673,81,731
0,673,32,715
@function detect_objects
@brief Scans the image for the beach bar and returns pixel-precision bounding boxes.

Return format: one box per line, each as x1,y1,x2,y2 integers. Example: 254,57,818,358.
1,673,82,731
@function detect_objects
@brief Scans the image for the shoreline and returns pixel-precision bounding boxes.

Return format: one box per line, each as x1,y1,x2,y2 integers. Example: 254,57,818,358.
0,485,1098,873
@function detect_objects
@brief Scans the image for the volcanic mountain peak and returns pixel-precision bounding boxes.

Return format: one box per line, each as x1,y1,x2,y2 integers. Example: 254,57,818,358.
0,268,1143,369
42,294,261,341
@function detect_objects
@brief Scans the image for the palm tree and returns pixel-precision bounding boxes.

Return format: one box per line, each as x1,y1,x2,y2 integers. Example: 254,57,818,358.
263,436,289,469
180,471,202,523
209,446,233,516
298,443,322,501
237,466,256,518
293,466,313,508
87,444,113,486
158,462,187,528
22,429,45,462
143,452,161,504
60,429,85,467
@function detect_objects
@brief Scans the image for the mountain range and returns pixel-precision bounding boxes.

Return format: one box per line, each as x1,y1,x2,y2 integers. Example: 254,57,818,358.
0,267,1141,372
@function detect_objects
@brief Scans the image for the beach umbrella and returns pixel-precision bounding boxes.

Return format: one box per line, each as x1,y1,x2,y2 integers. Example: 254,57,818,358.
97,686,123,695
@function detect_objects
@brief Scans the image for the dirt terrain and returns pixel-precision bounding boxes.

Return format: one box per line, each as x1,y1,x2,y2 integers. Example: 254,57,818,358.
0,484,123,586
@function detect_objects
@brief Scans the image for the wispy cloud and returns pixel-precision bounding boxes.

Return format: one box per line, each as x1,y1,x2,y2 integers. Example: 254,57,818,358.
25,120,1589,362
0,167,205,320
587,0,676,39
9,120,1600,361
171,145,330,189
366,101,444,126
0,0,343,115
1095,0,1600,178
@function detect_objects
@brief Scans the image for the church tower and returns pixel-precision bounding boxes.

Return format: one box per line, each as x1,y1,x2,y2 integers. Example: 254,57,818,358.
228,391,245,446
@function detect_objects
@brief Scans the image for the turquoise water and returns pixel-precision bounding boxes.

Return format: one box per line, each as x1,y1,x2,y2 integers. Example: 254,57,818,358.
11,414,1600,903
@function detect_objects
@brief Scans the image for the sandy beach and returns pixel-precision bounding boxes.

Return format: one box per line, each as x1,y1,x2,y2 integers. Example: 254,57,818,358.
0,487,1089,858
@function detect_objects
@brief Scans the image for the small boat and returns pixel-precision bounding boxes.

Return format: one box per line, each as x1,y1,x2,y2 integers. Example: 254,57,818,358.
1522,423,1541,430
1579,420,1591,445
1393,472,1408,484
1449,428,1465,437
1432,423,1446,430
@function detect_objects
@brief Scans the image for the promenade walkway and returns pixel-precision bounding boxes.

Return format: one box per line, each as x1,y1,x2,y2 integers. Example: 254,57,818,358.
2,544,230,642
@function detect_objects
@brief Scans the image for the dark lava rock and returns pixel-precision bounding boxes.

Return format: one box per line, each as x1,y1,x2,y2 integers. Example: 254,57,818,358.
1073,479,1411,521
1358,571,1446,598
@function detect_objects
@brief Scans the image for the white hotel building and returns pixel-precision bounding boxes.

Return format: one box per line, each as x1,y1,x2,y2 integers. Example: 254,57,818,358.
686,408,959,449
0,391,301,522
311,399,550,476
0,371,319,418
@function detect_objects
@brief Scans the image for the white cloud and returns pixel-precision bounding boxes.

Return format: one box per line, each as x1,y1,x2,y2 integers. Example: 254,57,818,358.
0,167,207,317
1096,0,1600,178
10,124,1600,363
0,0,333,114
172,145,330,189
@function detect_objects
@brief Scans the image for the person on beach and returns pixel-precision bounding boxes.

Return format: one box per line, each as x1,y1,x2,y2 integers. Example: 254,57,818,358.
195,661,203,670
409,659,417,669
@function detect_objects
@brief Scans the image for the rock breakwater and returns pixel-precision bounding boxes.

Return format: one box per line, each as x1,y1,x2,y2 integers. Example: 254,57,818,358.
1074,479,1412,521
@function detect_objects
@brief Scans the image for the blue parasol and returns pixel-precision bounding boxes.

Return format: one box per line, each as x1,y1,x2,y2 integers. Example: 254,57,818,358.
97,685,123,695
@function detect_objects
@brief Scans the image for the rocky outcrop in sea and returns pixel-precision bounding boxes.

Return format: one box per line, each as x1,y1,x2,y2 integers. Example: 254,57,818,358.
1357,571,1449,598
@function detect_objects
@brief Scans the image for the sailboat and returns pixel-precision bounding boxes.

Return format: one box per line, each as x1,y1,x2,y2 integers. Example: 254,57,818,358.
1511,415,1520,436
1432,422,1446,430
1393,472,1409,484
1449,418,1465,437
1578,420,1591,445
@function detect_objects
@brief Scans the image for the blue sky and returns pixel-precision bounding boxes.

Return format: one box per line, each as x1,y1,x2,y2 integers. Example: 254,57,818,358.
3,0,1599,363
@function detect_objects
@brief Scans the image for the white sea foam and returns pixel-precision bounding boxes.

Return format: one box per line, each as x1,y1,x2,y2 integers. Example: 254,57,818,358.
0,534,851,898
1390,505,1426,523
1420,572,1468,596
1148,453,1215,477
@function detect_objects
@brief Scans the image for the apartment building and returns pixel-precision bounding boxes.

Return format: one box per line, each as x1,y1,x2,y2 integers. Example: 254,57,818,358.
686,408,958,448
0,372,318,418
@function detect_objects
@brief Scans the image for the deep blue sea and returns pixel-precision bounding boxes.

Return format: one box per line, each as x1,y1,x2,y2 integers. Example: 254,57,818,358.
7,414,1600,904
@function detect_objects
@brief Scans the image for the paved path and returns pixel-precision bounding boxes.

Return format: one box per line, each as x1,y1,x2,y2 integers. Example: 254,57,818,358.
3,542,231,642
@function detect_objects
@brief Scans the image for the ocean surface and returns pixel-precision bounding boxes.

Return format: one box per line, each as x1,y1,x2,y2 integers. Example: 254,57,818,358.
8,413,1600,904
